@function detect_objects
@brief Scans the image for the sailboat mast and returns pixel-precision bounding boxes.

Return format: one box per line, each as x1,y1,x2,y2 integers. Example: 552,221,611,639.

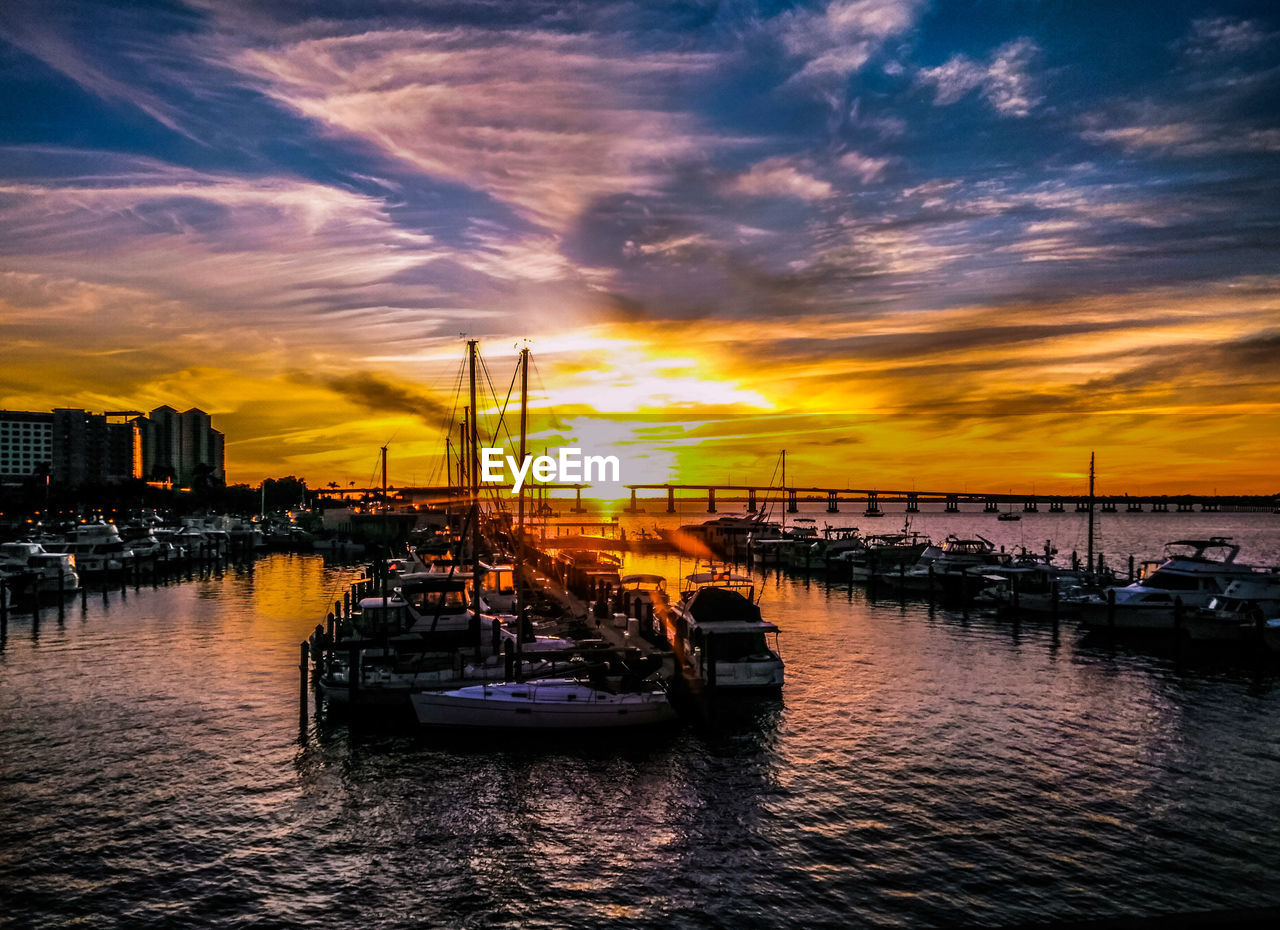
515,346,529,673
467,340,483,655
1086,451,1096,575
459,412,468,502
381,445,388,511
781,449,786,530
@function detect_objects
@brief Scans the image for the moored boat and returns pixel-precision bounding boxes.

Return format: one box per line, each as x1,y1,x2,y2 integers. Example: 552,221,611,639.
668,569,784,693
1079,538,1264,632
410,676,677,729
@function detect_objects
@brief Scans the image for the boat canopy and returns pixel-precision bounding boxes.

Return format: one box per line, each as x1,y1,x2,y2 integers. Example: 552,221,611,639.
1164,538,1239,562
685,570,754,586
687,586,762,624
620,573,666,587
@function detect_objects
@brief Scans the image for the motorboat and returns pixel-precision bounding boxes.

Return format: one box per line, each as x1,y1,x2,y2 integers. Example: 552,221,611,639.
0,541,80,594
831,528,930,580
619,573,669,642
410,676,677,729
1181,573,1280,642
41,522,133,574
874,535,1006,598
1079,538,1264,632
668,570,783,693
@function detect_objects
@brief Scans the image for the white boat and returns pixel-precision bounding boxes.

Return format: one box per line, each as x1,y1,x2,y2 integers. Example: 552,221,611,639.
410,677,677,729
180,517,231,555
1080,538,1264,632
1182,574,1280,641
41,522,133,574
0,542,80,593
875,535,1006,597
668,570,784,692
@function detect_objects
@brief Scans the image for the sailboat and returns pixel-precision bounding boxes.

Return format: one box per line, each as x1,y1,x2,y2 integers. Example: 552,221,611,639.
410,675,677,729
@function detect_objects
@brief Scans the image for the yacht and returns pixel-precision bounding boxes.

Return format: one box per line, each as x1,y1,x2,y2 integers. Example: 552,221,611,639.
1182,573,1280,642
1079,538,1264,632
831,528,930,581
874,534,1006,598
42,522,133,574
0,541,81,593
668,570,783,693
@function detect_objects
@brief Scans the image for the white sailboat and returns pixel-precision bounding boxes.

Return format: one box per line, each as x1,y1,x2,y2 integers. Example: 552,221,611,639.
410,677,677,729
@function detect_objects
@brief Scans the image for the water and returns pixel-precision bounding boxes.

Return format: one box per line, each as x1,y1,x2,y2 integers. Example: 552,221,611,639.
3,512,1280,928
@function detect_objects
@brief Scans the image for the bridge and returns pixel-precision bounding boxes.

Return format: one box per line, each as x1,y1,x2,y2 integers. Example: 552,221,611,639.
616,484,1279,515
317,482,1277,515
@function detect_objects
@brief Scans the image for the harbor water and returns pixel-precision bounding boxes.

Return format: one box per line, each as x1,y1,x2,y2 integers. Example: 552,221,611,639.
3,509,1280,928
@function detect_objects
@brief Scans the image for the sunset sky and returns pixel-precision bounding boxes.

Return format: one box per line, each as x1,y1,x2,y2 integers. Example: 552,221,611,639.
1,1,1277,495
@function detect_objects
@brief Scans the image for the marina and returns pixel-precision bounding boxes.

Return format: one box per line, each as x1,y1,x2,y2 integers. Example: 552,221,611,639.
3,506,1280,928
3,1,1280,926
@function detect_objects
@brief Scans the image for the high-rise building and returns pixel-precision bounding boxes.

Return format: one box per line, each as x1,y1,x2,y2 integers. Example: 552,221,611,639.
1,405,223,489
141,405,224,487
141,404,182,483
0,411,54,482
50,409,139,486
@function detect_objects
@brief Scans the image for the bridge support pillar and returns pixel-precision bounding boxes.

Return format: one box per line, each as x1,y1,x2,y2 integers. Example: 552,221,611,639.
667,487,676,513
906,493,919,513
571,487,586,513
945,495,959,513
626,488,641,513
826,490,839,513
1101,501,1117,513
1023,499,1038,512
707,488,716,513
1126,500,1142,512
1049,500,1064,512
1076,500,1090,512
787,489,798,513
747,489,757,512
984,498,999,513
865,491,882,516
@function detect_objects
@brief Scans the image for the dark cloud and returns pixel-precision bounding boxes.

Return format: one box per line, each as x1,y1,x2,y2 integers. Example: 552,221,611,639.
287,370,454,425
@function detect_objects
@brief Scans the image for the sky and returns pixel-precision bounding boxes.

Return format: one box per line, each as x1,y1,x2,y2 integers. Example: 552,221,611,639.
1,0,1277,495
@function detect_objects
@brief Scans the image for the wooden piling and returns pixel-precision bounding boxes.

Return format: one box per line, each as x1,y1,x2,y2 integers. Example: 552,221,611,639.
299,641,310,722
1106,587,1116,631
